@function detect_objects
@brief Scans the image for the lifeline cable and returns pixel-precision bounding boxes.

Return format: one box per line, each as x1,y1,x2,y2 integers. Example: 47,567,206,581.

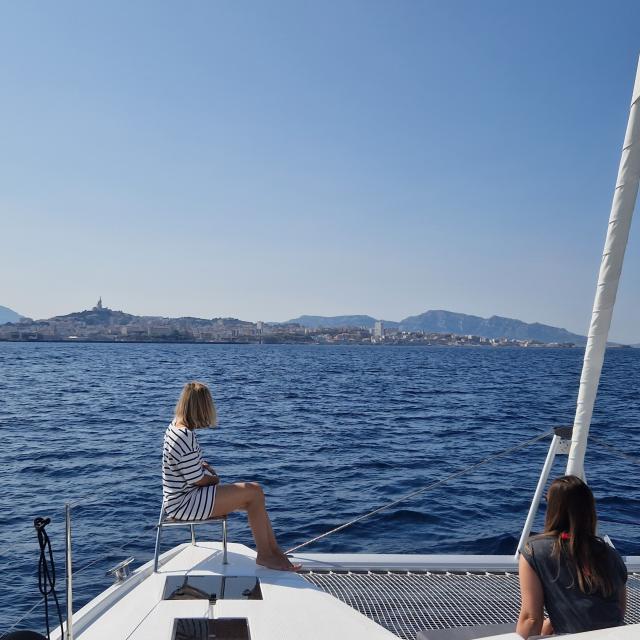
286,428,553,554
591,435,640,467
1,528,153,640
0,597,45,640
34,516,64,640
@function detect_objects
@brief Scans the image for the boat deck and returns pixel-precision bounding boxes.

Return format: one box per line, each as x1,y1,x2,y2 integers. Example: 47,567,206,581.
62,542,399,640
53,545,640,640
297,553,640,640
303,569,640,639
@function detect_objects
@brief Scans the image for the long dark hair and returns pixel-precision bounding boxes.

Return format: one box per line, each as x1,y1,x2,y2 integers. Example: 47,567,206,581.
543,475,614,596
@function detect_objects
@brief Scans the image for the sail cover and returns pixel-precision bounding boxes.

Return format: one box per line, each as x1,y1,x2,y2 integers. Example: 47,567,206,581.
567,58,640,477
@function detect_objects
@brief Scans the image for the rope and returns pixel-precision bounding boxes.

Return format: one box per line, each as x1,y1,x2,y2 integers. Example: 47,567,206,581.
286,428,553,554
34,516,64,640
2,504,66,555
73,528,152,577
599,517,640,528
0,597,45,640
0,531,148,640
68,495,102,509
590,437,640,530
591,435,640,467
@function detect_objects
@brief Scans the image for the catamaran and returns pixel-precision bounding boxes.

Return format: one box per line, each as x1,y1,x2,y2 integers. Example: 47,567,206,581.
4,57,640,640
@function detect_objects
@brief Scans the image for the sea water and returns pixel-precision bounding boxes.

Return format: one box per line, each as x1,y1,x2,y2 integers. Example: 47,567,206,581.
2,343,639,632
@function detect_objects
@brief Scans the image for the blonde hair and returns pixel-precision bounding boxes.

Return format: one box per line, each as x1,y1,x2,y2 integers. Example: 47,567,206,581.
174,381,217,430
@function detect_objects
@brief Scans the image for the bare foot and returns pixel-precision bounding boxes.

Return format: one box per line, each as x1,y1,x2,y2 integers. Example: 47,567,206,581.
256,553,302,571
277,550,302,572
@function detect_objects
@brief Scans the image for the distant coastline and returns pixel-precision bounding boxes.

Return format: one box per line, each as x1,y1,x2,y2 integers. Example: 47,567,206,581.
0,335,586,348
0,298,593,348
0,299,632,348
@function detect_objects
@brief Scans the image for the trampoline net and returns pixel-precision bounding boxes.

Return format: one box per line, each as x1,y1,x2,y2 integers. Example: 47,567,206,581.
301,570,640,640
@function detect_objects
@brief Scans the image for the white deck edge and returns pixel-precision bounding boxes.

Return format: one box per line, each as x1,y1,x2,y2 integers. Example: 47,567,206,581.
292,553,640,573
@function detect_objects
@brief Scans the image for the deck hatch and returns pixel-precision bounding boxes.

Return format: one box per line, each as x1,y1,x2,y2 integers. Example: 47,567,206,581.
173,618,250,640
164,575,262,601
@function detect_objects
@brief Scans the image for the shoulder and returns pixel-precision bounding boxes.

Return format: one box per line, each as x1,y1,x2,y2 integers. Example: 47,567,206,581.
598,539,628,581
522,534,554,564
165,424,195,447
526,534,554,554
591,536,620,558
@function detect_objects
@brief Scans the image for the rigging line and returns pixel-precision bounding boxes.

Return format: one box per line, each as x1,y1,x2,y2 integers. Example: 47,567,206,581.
67,487,147,510
0,517,68,640
591,436,640,467
286,428,554,555
9,504,67,543
599,517,640,528
2,531,156,638
73,528,152,577
69,491,141,510
0,596,46,640
68,494,106,508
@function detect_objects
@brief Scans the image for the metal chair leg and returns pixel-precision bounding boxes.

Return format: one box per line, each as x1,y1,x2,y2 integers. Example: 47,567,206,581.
222,518,228,565
153,508,165,572
153,505,228,570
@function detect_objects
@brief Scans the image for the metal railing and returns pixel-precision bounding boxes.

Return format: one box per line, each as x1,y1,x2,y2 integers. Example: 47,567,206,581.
514,426,573,556
65,503,73,640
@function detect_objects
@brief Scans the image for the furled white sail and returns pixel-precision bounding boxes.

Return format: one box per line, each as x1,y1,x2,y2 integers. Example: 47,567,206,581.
567,58,640,478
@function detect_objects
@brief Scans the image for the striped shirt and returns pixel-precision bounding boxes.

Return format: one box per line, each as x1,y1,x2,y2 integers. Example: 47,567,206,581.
162,422,216,521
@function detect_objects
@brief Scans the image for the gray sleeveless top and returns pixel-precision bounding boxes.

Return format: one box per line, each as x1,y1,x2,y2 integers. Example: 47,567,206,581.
522,536,627,633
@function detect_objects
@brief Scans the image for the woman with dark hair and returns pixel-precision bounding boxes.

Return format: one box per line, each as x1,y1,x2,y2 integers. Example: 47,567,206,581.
517,475,627,638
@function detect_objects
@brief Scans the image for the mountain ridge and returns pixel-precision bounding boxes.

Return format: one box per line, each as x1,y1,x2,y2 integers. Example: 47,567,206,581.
0,304,592,344
0,305,23,325
286,310,587,344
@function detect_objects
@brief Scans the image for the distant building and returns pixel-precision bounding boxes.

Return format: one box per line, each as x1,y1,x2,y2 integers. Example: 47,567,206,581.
93,297,103,311
373,320,384,339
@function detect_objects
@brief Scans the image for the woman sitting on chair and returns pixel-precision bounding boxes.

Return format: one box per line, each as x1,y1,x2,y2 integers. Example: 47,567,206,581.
162,381,299,571
517,475,627,638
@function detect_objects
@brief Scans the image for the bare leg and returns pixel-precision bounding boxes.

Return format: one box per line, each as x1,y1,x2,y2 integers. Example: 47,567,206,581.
541,619,554,636
211,482,299,571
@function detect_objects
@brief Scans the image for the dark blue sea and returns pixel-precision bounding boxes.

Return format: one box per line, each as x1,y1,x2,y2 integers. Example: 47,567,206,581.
2,343,639,633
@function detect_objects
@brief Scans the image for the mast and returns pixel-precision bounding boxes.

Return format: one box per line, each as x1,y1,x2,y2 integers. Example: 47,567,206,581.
566,57,640,478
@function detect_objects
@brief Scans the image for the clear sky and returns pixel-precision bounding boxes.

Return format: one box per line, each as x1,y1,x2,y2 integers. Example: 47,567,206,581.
2,1,640,342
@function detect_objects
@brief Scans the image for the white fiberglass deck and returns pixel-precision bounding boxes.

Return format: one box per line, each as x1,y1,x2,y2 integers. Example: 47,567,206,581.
53,544,640,640
58,541,398,640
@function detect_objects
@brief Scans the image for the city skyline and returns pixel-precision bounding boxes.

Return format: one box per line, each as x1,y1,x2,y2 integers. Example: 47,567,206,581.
3,2,640,342
0,296,604,345
0,297,586,347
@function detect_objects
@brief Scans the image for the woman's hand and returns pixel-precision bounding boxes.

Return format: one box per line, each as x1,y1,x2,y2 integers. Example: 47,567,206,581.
202,461,220,485
541,619,554,636
202,461,216,475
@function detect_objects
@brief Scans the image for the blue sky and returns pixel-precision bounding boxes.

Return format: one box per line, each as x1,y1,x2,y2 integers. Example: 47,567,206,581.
2,1,640,341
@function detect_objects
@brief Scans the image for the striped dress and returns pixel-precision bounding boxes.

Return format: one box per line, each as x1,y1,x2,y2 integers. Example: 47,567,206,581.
162,422,216,520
